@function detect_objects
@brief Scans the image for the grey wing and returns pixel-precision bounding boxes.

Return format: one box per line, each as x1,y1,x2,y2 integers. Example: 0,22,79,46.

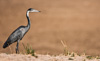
9,30,22,43
3,30,22,48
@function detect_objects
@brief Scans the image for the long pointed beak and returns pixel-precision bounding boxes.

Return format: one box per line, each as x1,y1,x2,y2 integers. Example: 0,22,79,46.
32,9,41,12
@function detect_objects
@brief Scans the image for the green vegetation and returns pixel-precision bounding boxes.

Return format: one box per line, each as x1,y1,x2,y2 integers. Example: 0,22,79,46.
86,55,100,60
96,56,100,59
86,56,94,59
22,43,37,58
68,58,74,60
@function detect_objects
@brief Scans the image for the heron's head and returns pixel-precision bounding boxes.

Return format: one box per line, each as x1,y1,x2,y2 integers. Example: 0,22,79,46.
28,8,40,12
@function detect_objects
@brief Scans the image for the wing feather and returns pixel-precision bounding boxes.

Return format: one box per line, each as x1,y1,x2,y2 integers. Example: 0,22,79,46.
3,29,22,48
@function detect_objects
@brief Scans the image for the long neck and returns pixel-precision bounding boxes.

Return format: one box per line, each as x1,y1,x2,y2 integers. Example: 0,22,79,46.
26,11,31,29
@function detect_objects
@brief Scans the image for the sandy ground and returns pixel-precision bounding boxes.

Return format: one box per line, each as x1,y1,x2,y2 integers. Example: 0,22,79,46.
0,0,100,56
0,53,100,61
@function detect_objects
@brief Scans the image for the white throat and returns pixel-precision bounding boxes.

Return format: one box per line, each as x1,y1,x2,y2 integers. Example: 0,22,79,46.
27,11,29,17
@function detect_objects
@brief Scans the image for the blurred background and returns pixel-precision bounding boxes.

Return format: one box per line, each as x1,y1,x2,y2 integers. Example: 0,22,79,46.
0,0,100,55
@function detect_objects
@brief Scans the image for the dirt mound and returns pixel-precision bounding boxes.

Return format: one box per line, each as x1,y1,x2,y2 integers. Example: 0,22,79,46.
0,53,100,61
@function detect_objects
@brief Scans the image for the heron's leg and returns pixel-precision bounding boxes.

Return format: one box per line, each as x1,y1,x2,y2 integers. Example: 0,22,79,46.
16,40,20,54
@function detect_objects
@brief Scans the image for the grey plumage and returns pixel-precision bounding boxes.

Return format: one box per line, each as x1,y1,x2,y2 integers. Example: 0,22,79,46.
3,26,27,48
3,8,40,53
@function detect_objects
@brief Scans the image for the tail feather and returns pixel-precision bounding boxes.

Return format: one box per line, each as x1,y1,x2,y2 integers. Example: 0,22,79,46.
3,41,11,48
